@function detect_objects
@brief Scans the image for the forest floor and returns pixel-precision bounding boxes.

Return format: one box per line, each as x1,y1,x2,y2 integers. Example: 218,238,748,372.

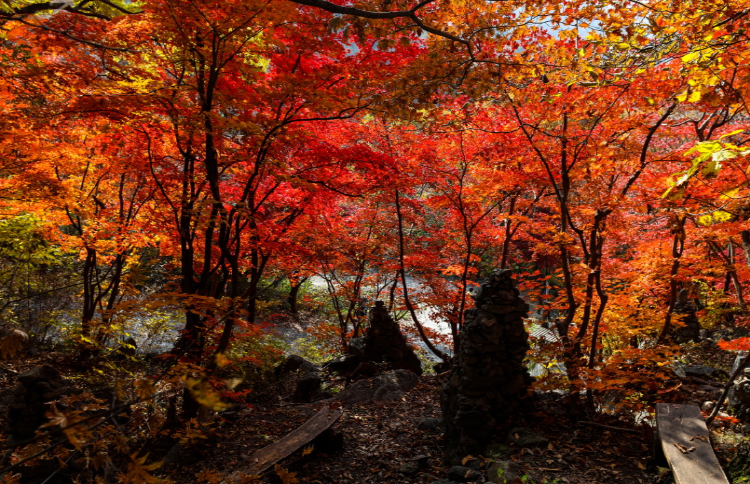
0,338,745,484
208,374,657,484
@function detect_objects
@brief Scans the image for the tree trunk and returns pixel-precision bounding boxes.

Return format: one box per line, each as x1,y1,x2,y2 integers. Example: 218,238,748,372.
288,276,307,315
658,215,686,344
395,190,448,363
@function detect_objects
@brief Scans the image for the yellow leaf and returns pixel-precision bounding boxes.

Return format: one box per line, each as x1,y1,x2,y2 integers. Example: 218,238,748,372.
135,379,155,402
215,352,232,368
183,377,228,411
274,465,298,484
123,453,163,484
682,51,700,63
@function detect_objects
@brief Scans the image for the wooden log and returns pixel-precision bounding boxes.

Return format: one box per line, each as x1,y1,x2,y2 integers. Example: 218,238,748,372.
656,403,729,484
228,405,342,482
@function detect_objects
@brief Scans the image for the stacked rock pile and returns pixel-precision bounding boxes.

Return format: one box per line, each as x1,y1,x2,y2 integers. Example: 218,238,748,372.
441,269,531,464
356,301,423,376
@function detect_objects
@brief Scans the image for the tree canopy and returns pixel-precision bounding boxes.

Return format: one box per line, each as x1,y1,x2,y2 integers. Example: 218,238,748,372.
3,0,750,480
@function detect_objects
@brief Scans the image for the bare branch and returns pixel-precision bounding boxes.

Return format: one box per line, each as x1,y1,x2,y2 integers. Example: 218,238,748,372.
1,0,140,21
288,0,470,47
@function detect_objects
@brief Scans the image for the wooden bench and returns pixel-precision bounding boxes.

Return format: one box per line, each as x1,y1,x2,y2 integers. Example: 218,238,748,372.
655,403,729,484
228,405,342,482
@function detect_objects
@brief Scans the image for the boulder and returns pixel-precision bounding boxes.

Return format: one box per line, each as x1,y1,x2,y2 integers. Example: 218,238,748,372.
275,355,330,403
507,427,548,448
336,369,419,404
275,355,320,377
417,417,442,432
111,336,137,360
397,462,421,476
293,373,325,402
7,365,75,442
447,466,481,482
488,460,523,484
685,365,725,379
323,354,360,376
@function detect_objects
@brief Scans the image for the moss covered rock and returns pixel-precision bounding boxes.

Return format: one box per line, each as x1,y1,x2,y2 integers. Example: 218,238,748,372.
728,438,750,483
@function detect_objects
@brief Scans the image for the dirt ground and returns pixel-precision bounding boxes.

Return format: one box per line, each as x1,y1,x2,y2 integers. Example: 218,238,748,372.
186,374,658,484
0,346,744,484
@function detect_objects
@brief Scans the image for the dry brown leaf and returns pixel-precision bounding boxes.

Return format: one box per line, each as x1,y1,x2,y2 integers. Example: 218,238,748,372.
674,443,696,454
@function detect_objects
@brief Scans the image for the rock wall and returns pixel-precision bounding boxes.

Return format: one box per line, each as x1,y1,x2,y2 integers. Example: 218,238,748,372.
441,269,531,464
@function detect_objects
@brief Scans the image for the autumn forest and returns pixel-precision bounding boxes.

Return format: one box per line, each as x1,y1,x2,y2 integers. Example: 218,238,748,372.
1,0,750,482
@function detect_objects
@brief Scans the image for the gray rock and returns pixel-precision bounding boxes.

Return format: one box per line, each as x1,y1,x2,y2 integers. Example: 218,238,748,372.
418,417,442,431
507,427,548,447
697,385,722,400
447,466,481,482
337,369,419,404
730,387,741,407
685,365,723,378
360,301,423,376
414,455,431,468
671,363,687,379
462,457,481,471
293,373,323,402
442,269,530,464
17,365,64,386
397,461,421,476
488,460,523,484
113,336,137,359
701,401,716,413
733,368,750,418
275,355,320,376
485,442,513,459
348,337,366,359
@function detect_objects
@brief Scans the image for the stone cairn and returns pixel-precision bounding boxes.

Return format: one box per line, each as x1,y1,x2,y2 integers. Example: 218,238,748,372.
441,269,530,465
672,288,702,343
357,301,423,376
325,300,423,378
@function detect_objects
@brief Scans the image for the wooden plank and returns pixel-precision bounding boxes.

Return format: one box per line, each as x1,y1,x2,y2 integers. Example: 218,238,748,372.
228,405,342,481
656,403,729,484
